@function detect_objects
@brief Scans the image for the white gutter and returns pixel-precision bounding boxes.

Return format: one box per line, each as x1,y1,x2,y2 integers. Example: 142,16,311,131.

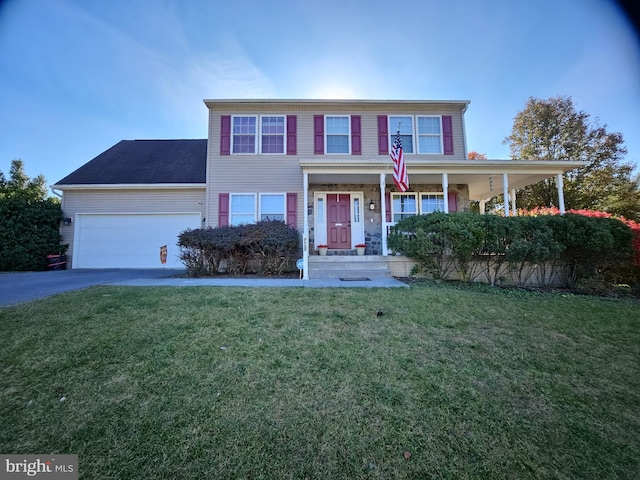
49,187,62,198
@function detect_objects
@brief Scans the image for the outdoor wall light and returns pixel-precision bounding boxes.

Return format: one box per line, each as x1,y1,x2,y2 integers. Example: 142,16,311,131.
63,217,72,226
369,200,376,211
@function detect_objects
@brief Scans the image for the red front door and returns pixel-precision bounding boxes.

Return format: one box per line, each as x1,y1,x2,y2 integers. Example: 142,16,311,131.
327,194,351,248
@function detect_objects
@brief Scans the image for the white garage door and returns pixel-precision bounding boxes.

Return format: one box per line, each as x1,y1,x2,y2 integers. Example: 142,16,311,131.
73,213,201,268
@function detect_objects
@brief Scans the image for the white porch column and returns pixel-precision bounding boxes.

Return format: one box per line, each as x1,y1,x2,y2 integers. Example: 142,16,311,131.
503,173,510,217
479,200,486,214
510,189,517,216
442,173,449,213
302,172,309,279
380,173,388,256
556,173,566,214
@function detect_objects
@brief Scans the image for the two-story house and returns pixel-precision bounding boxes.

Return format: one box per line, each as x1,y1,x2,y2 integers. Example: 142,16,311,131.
53,99,584,277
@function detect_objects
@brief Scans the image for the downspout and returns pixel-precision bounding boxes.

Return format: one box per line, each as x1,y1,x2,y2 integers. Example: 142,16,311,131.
50,187,62,199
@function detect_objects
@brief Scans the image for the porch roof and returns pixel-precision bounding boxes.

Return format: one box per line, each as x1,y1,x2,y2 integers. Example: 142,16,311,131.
299,158,588,201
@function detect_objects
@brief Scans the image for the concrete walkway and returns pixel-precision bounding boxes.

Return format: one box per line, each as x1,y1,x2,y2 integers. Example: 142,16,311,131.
116,276,409,289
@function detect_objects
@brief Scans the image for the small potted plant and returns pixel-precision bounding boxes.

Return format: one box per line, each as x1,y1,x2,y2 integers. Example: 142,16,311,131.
317,244,328,256
355,243,366,255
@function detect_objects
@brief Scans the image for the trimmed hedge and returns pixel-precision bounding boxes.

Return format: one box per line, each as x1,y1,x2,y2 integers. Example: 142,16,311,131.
178,220,300,276
0,196,65,271
388,212,637,292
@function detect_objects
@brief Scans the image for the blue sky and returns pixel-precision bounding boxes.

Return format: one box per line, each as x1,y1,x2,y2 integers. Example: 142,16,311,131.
1,0,639,188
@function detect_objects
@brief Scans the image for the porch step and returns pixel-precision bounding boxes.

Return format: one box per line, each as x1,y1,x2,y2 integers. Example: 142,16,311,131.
308,255,392,279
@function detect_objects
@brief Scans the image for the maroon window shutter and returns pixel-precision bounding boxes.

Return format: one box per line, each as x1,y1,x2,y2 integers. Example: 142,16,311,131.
314,115,324,154
448,192,458,212
286,115,297,155
218,193,229,226
351,115,361,155
286,193,297,227
442,115,454,155
378,115,388,155
220,116,231,155
385,191,392,222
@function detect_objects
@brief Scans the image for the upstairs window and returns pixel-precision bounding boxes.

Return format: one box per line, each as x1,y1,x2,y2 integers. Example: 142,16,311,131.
325,116,350,154
261,116,285,154
389,116,414,154
417,116,442,154
232,116,257,154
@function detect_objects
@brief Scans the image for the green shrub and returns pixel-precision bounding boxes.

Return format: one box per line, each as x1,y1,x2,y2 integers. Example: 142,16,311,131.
388,213,455,279
505,216,564,287
178,221,300,277
547,214,634,289
0,160,65,271
388,212,636,292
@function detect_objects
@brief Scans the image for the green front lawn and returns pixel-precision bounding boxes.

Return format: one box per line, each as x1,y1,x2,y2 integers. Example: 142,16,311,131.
1,284,639,479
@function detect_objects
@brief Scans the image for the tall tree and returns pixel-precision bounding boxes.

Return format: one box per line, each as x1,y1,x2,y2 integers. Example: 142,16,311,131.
504,96,640,220
0,159,64,271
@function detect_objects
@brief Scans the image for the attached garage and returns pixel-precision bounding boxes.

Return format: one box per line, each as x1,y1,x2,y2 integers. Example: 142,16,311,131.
73,213,201,269
51,139,208,269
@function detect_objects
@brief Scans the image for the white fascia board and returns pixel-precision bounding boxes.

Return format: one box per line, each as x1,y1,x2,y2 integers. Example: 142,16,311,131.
299,158,589,174
51,183,206,191
204,99,471,111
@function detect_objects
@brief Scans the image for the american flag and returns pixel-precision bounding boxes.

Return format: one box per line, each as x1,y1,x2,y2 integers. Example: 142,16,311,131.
390,129,408,192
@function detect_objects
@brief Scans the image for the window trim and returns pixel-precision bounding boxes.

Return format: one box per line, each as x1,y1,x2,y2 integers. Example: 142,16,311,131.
231,115,258,155
258,193,286,222
388,115,415,155
259,115,286,155
416,115,444,155
391,191,446,222
391,192,418,223
419,191,446,214
230,115,290,155
324,115,351,154
229,193,257,225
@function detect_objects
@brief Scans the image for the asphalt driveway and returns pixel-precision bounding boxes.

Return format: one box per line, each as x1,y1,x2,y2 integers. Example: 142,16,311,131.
0,268,409,307
0,269,184,307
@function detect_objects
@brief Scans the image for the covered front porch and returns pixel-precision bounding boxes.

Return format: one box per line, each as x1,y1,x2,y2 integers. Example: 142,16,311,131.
299,158,587,279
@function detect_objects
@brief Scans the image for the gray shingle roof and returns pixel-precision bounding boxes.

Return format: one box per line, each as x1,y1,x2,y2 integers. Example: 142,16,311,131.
54,139,207,185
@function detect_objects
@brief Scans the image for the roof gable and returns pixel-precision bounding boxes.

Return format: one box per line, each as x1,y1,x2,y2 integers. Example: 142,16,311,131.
54,139,207,185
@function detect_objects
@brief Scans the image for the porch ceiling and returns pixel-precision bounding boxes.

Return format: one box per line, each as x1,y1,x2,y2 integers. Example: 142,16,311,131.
301,159,588,201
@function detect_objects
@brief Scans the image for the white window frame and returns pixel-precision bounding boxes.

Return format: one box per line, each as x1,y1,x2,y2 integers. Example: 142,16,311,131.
259,115,286,155
388,115,415,154
420,192,446,213
391,192,418,223
231,115,258,154
416,115,443,154
229,193,257,225
390,191,446,223
324,115,351,154
259,193,286,221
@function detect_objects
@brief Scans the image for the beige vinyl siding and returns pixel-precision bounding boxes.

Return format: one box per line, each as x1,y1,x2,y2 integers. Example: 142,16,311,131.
208,111,305,229
60,188,205,266
206,101,468,229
